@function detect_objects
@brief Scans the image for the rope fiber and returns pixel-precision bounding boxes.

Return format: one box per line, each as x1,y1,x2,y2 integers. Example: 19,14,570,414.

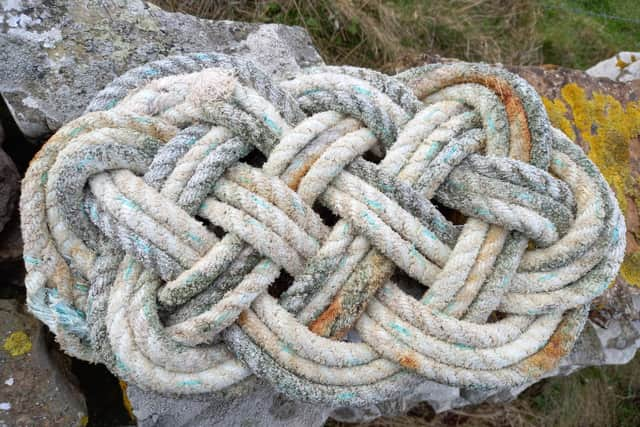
20,52,625,406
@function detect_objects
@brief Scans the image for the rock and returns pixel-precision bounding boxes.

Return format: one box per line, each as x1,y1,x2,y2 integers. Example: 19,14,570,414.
0,299,87,427
0,0,324,141
127,383,331,427
0,212,23,264
0,148,19,233
0,119,21,263
586,52,640,82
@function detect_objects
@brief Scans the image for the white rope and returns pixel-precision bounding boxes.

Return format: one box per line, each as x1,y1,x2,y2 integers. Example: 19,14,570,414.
21,53,625,406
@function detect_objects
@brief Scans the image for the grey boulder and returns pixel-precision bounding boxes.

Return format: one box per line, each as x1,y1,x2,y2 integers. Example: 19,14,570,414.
587,52,640,82
0,299,87,427
0,0,323,141
127,382,331,427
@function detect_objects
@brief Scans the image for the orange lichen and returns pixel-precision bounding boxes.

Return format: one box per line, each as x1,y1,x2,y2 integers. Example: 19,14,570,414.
542,97,576,140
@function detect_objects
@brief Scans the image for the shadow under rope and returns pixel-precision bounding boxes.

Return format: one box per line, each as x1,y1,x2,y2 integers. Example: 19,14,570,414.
71,355,135,427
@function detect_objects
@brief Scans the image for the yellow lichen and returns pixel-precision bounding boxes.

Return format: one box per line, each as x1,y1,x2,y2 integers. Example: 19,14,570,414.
542,83,640,287
620,252,640,288
615,57,629,70
542,97,576,140
79,415,89,427
3,331,32,356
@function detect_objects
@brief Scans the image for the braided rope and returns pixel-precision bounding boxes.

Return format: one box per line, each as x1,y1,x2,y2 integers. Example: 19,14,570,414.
21,52,625,406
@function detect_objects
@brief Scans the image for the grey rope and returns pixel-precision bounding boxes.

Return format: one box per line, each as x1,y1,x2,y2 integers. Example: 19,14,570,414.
21,53,625,406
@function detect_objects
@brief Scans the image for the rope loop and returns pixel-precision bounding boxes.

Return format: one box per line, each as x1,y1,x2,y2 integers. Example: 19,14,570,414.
21,53,625,406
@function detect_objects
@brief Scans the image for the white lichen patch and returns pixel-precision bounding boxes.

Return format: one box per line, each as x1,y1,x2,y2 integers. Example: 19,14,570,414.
1,0,24,12
7,27,62,48
6,13,41,28
21,96,41,110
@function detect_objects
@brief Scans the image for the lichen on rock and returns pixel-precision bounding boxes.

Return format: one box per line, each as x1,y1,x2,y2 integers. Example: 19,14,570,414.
0,0,323,141
542,83,640,288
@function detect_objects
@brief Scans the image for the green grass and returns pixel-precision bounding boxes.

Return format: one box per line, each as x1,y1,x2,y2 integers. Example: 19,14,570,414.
541,0,640,69
526,358,640,427
327,354,640,427
152,0,639,71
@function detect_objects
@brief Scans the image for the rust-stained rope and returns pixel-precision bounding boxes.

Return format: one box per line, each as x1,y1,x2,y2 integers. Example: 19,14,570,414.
21,53,625,406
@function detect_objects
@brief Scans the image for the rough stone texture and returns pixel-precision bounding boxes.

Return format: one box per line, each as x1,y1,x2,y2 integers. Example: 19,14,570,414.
128,383,331,427
0,147,19,233
0,213,23,264
0,0,324,141
586,52,640,83
0,299,87,427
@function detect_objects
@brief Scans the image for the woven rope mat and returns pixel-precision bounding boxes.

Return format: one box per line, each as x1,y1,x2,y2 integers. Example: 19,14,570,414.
21,53,625,407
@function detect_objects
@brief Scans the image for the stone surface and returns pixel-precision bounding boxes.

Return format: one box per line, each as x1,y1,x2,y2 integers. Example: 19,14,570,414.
0,299,87,427
128,383,331,427
0,0,323,141
586,52,640,83
0,212,22,264
0,147,19,233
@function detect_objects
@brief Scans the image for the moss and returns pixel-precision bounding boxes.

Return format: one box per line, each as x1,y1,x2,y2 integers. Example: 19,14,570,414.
542,83,640,287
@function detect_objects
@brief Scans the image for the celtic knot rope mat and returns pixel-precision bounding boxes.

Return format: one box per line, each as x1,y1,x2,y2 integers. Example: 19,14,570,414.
21,53,625,406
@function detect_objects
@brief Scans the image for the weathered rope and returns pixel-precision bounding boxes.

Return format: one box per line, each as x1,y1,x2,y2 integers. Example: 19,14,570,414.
21,52,625,406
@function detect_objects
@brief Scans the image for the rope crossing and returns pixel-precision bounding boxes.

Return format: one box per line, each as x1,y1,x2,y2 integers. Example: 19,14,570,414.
21,53,625,406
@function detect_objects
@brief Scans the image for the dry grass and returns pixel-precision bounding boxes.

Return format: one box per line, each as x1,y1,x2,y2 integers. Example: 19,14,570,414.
327,354,640,427
149,0,640,70
150,0,542,72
